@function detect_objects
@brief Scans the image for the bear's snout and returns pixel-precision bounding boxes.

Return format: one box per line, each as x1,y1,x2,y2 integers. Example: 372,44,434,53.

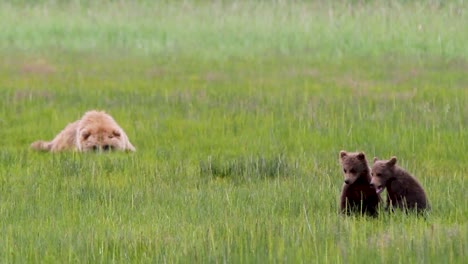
103,145,111,151
90,144,115,152
344,179,350,184
370,182,385,194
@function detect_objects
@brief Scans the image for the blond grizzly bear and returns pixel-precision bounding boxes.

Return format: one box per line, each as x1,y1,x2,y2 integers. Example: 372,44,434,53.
370,157,429,213
30,110,136,152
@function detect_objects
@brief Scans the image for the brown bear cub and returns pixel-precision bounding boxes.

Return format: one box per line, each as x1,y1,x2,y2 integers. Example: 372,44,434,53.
31,110,136,152
339,151,381,217
370,157,429,213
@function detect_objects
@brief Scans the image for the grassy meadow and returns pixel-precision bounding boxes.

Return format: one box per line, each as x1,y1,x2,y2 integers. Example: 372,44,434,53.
0,0,467,262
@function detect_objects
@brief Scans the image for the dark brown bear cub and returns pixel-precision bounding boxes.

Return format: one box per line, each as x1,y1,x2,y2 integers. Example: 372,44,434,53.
370,156,429,213
339,151,380,217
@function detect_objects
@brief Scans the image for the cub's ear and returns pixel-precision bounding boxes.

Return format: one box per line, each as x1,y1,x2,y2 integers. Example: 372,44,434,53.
357,152,366,160
373,157,379,163
81,131,91,140
339,151,347,159
112,130,121,137
388,156,397,166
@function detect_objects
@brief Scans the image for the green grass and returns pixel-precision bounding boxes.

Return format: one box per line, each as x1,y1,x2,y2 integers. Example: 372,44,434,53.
0,0,467,263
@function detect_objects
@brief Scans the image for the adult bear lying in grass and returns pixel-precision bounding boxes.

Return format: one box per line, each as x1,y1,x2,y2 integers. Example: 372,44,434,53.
31,110,136,152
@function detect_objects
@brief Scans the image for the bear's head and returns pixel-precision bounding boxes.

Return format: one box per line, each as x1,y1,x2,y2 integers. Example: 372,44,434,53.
339,150,369,185
370,156,398,194
75,110,135,152
77,127,127,152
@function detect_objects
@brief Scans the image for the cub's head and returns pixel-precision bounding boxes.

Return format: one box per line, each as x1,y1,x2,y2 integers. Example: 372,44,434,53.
339,150,369,185
77,127,128,152
370,157,397,194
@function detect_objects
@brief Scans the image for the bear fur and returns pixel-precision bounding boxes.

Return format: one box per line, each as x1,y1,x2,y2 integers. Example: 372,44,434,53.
339,150,381,217
31,110,136,152
370,156,429,213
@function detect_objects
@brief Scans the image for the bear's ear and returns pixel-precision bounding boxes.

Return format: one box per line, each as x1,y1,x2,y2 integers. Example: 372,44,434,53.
388,156,397,166
357,152,366,160
339,151,347,159
112,130,121,137
81,131,91,140
373,157,379,163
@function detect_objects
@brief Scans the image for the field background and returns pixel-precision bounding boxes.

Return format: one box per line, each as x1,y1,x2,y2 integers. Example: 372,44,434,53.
0,0,466,263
